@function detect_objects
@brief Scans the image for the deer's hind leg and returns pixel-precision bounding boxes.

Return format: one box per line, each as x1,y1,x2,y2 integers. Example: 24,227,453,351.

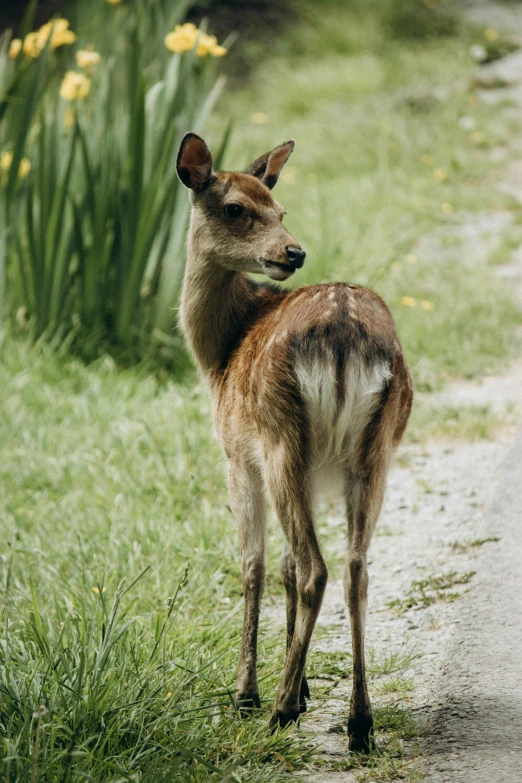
228,460,266,713
280,544,311,713
344,441,392,751
265,439,327,728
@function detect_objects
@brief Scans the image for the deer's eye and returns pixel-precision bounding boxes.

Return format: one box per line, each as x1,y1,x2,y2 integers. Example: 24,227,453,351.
224,203,244,218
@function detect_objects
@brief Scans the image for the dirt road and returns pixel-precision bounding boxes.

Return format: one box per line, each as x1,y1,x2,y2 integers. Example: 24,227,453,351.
423,426,522,781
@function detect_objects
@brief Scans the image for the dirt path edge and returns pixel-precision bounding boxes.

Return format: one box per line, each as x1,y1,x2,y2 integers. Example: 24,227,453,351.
422,423,522,782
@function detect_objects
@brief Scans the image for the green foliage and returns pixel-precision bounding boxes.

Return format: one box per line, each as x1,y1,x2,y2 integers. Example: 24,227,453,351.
384,0,459,40
387,571,475,615
1,0,229,360
0,339,309,781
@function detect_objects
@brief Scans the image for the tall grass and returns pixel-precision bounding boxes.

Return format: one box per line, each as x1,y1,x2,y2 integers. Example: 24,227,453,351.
1,0,230,360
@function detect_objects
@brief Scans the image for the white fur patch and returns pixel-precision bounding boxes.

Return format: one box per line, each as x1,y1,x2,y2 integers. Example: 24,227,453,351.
295,355,392,470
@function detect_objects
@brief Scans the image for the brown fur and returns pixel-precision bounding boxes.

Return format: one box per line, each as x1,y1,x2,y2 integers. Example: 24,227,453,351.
177,133,413,750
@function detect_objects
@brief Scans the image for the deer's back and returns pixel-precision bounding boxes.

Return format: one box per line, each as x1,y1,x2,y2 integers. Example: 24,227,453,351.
215,282,412,475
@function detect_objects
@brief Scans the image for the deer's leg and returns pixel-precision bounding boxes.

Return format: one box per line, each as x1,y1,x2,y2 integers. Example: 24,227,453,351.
228,460,266,713
266,449,327,727
344,468,387,752
280,544,311,713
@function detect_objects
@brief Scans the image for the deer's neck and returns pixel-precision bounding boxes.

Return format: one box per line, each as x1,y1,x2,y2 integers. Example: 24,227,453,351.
180,234,254,381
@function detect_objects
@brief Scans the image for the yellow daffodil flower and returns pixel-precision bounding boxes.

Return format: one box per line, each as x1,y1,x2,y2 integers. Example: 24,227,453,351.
165,23,199,53
0,151,31,185
196,33,223,57
8,38,22,58
60,71,91,101
15,19,76,60
22,32,41,59
401,296,416,308
76,49,101,69
37,19,76,50
421,300,434,311
210,44,227,57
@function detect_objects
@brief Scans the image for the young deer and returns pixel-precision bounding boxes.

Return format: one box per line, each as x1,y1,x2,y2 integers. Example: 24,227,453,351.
176,133,412,752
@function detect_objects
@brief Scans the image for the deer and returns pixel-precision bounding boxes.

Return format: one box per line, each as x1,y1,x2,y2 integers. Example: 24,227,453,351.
176,132,413,752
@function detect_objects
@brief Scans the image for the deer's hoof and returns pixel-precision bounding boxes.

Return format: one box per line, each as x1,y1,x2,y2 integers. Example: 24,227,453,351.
348,714,375,754
233,692,261,716
269,704,301,730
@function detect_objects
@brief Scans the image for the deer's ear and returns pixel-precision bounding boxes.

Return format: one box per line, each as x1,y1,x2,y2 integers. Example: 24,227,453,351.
244,139,295,190
177,133,215,192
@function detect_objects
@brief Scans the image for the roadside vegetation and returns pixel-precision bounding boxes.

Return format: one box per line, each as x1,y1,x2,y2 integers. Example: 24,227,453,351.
1,0,522,780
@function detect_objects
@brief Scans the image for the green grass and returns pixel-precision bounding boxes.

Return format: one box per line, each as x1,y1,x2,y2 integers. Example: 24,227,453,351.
407,399,519,443
387,571,476,616
0,339,310,781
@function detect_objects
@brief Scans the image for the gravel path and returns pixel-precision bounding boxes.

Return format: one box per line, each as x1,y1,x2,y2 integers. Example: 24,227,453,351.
423,426,522,782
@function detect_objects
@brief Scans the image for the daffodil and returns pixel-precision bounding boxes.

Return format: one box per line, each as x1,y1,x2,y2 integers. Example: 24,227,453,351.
401,296,416,308
8,38,22,58
22,32,41,59
196,33,226,58
37,19,76,50
60,71,91,101
165,23,199,53
76,49,101,70
421,300,434,311
1,151,31,185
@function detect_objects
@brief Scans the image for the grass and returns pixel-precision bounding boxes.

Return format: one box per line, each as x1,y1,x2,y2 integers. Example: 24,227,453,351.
407,400,519,443
0,339,310,781
387,571,476,616
2,1,522,780
449,536,501,552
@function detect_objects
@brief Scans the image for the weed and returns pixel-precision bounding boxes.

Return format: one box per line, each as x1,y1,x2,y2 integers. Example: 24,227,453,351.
450,536,501,552
387,571,475,616
375,676,415,696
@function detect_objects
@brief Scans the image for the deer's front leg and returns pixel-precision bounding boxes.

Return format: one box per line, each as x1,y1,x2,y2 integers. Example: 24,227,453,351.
228,461,266,713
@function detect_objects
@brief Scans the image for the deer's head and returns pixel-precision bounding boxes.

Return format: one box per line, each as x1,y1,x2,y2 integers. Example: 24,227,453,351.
176,133,305,281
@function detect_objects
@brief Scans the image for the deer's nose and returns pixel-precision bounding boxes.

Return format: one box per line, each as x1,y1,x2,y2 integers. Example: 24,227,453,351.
286,246,306,268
